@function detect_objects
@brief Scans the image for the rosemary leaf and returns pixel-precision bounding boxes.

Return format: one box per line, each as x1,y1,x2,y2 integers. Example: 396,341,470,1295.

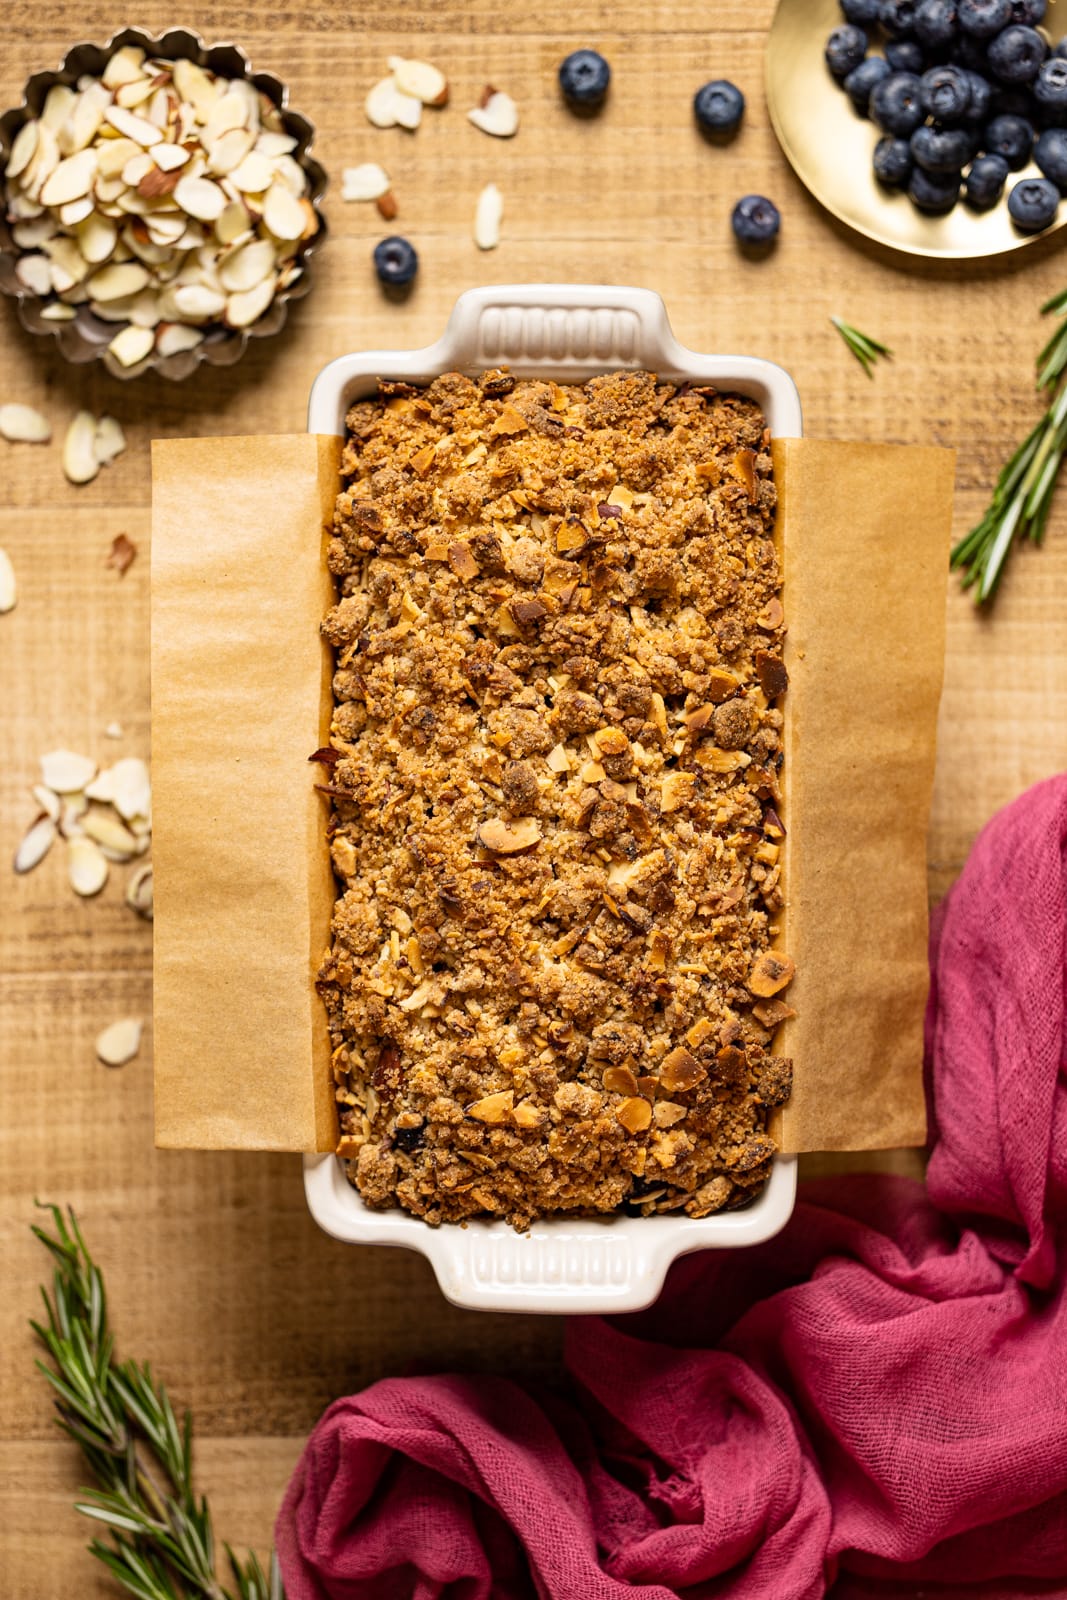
831,315,892,377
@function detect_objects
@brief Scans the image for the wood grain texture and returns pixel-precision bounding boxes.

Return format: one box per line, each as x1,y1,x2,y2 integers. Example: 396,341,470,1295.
1,2,1065,1592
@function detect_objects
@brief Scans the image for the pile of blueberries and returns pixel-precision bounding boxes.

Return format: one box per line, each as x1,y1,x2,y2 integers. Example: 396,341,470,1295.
826,0,1067,231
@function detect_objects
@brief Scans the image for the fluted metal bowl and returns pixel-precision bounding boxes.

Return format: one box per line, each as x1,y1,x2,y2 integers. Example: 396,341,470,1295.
0,26,328,380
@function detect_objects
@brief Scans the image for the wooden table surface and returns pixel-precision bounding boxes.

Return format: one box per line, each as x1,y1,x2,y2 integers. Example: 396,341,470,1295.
2,2,1066,1593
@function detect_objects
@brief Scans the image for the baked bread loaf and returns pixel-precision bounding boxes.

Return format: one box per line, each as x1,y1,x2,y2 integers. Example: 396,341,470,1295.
316,369,794,1229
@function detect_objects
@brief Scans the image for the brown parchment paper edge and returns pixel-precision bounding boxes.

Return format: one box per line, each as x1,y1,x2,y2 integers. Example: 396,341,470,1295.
151,433,954,1156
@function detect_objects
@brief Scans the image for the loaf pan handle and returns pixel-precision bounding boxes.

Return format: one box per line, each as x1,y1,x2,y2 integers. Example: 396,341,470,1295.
444,284,686,374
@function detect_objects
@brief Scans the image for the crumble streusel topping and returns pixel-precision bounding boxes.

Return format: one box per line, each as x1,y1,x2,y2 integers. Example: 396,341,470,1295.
315,369,794,1229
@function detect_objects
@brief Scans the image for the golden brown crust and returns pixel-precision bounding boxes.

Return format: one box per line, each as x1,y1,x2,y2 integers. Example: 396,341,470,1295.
316,369,793,1229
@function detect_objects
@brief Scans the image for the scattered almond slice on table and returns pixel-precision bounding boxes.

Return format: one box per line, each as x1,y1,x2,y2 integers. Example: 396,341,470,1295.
107,534,137,575
467,88,520,138
474,183,503,250
0,549,15,614
341,162,391,201
14,748,152,916
95,1017,143,1067
0,403,51,442
388,56,449,105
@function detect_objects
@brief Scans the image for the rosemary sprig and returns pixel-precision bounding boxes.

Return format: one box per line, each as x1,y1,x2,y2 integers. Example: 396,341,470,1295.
31,1203,283,1600
830,315,892,377
951,286,1067,602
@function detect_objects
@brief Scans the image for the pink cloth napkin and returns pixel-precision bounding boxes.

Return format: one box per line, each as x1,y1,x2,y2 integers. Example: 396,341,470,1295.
277,774,1067,1599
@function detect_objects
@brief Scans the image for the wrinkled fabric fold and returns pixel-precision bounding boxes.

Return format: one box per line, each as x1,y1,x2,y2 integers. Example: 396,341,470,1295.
278,775,1067,1599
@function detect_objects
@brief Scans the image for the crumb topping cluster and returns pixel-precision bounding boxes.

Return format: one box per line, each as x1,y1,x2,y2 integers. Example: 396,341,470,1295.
316,369,794,1229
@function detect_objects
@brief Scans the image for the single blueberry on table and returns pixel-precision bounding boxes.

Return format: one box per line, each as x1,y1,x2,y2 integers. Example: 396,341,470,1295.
841,0,881,20
982,111,1035,165
373,235,418,287
1034,58,1067,119
731,194,781,244
962,70,994,120
1007,174,1060,227
873,133,915,182
845,55,892,112
826,25,869,78
915,0,961,49
920,64,972,119
908,166,962,208
1008,0,1046,22
558,49,611,107
886,39,926,69
871,71,925,134
964,150,1010,203
1035,125,1067,186
693,79,745,132
987,25,1047,83
957,0,1011,34
879,0,920,36
912,122,975,169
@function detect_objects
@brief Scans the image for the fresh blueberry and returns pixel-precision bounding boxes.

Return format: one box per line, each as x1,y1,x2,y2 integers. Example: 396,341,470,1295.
1035,125,1067,185
964,149,1010,202
826,25,869,78
873,133,915,182
911,122,975,168
957,0,1011,33
845,55,892,112
982,111,1035,164
949,32,991,69
373,235,418,288
871,71,925,133
962,69,994,119
915,0,960,48
693,79,745,132
920,64,972,118
886,39,926,69
1055,39,1067,60
1007,174,1060,227
908,166,962,208
558,49,611,108
880,0,920,35
987,24,1047,83
731,194,781,244
1008,0,1046,21
841,0,881,19
989,83,1035,115
1034,57,1067,119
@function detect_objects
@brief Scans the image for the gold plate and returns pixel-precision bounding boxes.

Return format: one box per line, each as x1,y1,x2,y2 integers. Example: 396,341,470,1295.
766,0,1067,258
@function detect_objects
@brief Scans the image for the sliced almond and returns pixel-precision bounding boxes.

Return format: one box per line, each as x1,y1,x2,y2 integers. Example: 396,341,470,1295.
174,173,226,221
93,174,128,204
0,403,52,443
87,260,150,301
77,212,119,264
748,950,796,998
341,162,392,201
467,90,519,138
23,122,59,198
82,809,139,855
474,182,503,251
8,193,45,219
144,213,187,245
39,302,77,322
7,120,40,180
207,126,255,175
104,105,164,146
126,862,154,918
68,835,108,896
40,749,97,792
144,86,172,131
59,792,86,838
478,816,540,854
215,198,252,244
40,147,98,207
225,275,277,328
93,756,151,821
94,1017,143,1067
14,815,56,873
0,548,16,613
365,75,422,131
41,85,76,134
156,321,205,356
94,416,127,465
255,130,297,158
102,45,146,89
218,237,275,292
172,58,219,122
262,182,305,240
121,151,155,187
228,150,273,193
388,56,449,105
32,784,61,821
57,195,95,226
63,411,101,484
466,1089,514,1124
203,91,248,144
44,234,91,287
151,141,191,172
115,77,158,110
172,282,226,319
14,255,53,296
12,214,58,248
108,325,155,368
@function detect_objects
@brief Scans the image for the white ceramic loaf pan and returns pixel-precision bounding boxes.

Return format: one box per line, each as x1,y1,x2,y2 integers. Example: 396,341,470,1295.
304,284,801,1315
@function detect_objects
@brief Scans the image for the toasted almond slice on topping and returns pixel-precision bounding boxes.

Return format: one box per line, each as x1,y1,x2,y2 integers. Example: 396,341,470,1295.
174,173,226,220
151,141,190,172
228,150,273,193
40,302,77,322
467,90,520,138
68,836,109,896
207,126,255,175
341,161,391,201
77,213,119,264
126,862,154,919
115,76,158,109
156,321,204,356
32,785,61,821
63,411,101,483
172,57,219,121
0,403,52,443
172,282,226,319
88,260,150,301
474,182,503,250
40,749,97,792
218,236,275,292
255,130,297,157
215,197,252,243
41,86,75,133
102,44,146,88
7,119,39,179
108,325,155,368
225,275,277,327
94,415,126,464
388,55,449,105
0,548,15,613
121,151,155,187
478,815,540,853
95,1016,143,1066
14,815,56,873
262,181,305,240
104,105,163,146
365,75,422,130
14,255,53,296
40,147,98,206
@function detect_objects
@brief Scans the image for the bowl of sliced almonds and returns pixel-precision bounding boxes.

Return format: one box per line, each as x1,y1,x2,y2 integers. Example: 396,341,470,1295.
0,26,327,380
